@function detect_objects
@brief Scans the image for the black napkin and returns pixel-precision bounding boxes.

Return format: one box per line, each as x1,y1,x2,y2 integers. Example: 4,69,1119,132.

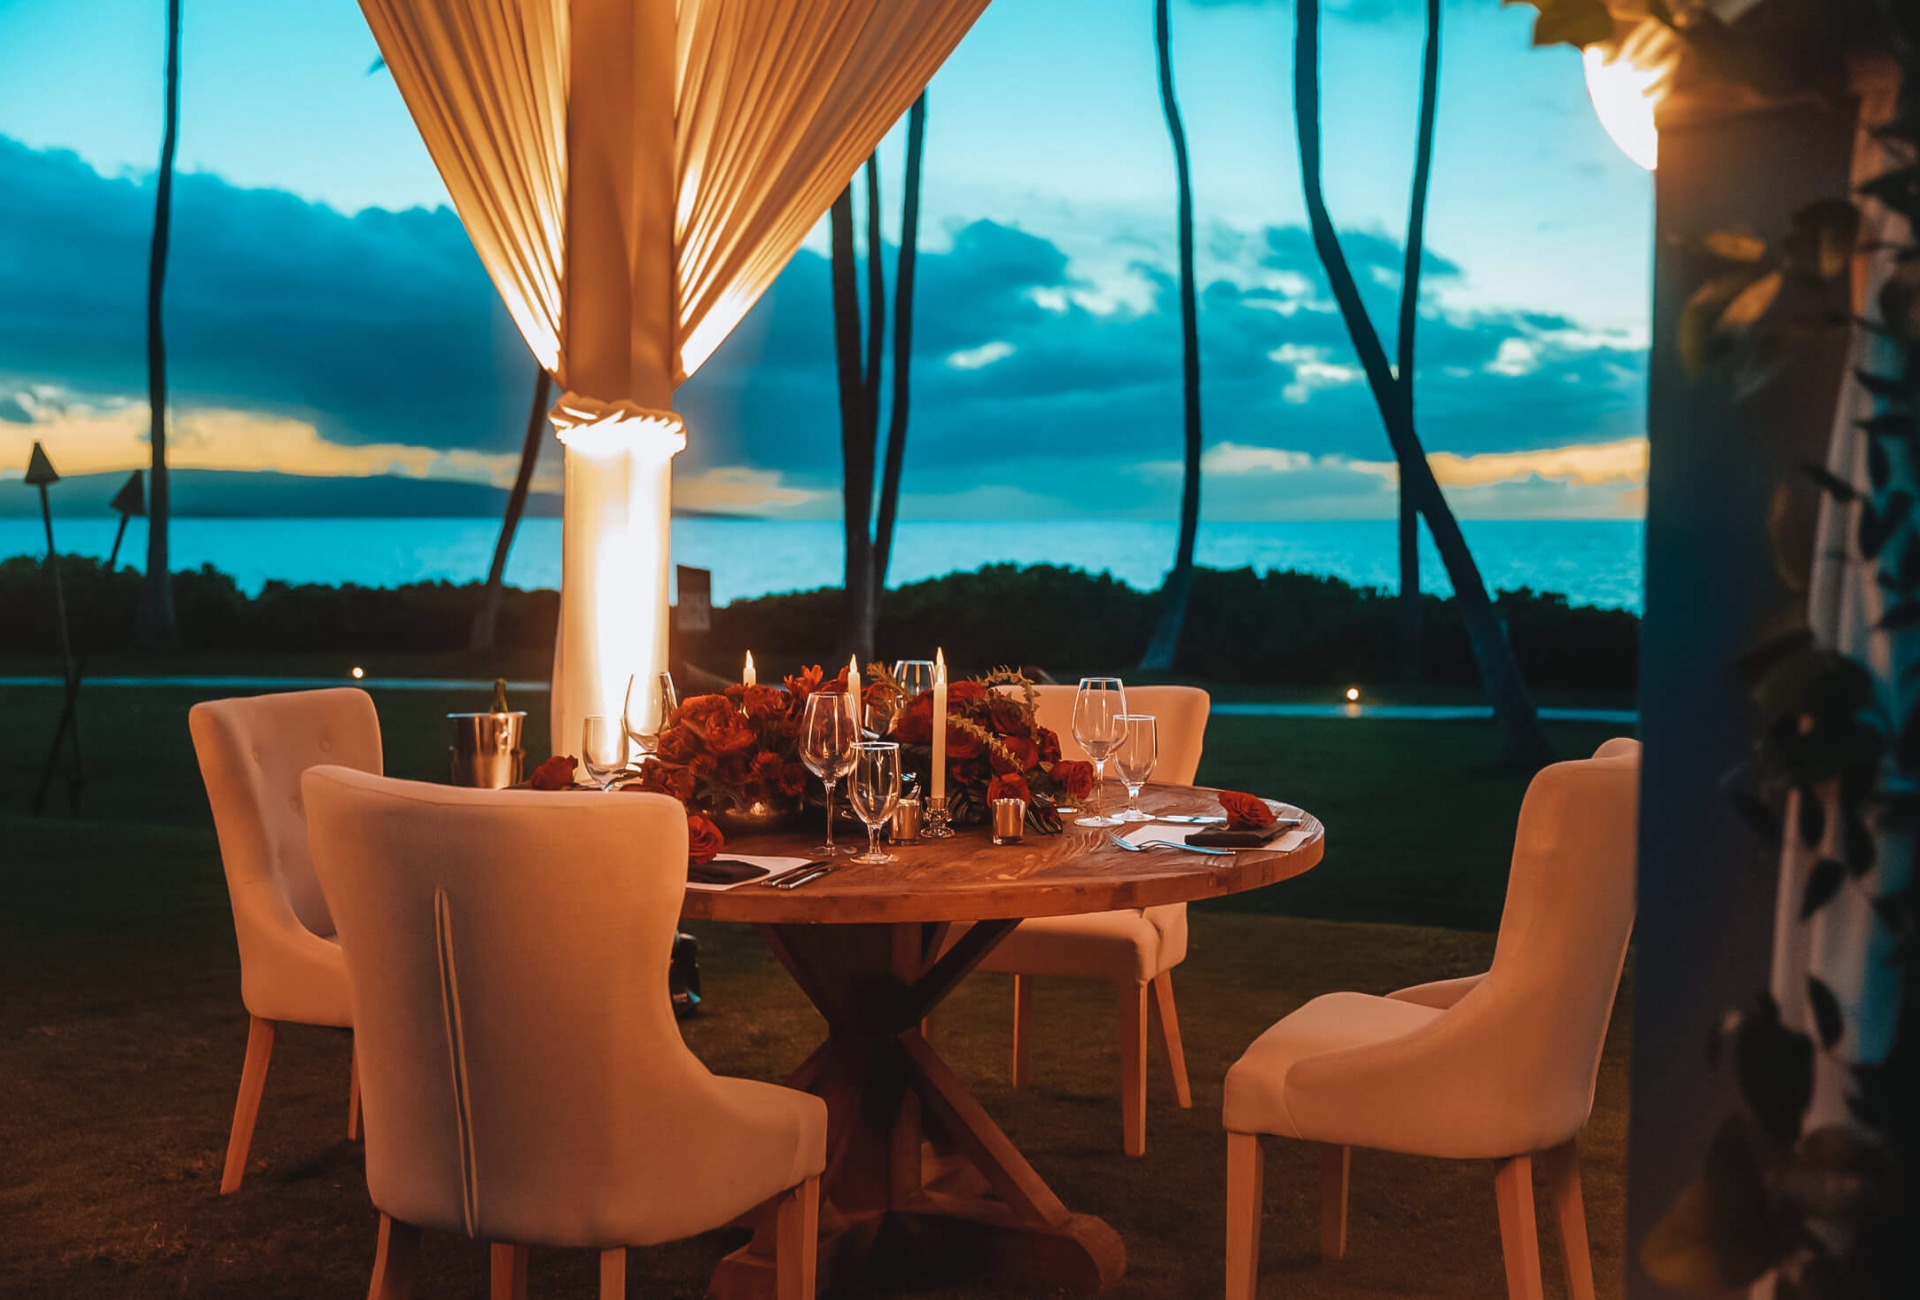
688,858,770,885
1187,820,1295,848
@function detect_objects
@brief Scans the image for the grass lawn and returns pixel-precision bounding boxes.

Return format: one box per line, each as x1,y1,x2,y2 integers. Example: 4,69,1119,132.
0,678,1632,1297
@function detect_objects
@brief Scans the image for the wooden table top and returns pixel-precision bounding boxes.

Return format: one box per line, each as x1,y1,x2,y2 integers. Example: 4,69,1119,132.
680,783,1323,925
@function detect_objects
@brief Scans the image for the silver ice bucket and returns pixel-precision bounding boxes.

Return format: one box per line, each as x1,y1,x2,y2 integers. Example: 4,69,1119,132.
449,711,526,788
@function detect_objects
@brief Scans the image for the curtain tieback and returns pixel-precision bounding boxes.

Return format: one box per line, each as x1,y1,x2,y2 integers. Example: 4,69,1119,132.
550,392,688,457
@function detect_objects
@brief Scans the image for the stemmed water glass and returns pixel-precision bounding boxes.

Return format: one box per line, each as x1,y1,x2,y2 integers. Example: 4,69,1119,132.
622,670,679,756
800,690,860,856
846,741,903,864
1071,677,1128,827
1113,714,1158,822
887,659,937,787
581,716,628,791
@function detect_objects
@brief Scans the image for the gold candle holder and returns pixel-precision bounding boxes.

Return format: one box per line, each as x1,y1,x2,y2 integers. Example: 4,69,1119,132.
891,797,923,844
991,798,1027,845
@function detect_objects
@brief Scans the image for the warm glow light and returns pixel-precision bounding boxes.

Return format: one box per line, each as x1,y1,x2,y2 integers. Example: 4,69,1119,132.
1582,22,1678,172
1345,686,1360,703
550,401,688,761
351,666,365,680
744,651,757,687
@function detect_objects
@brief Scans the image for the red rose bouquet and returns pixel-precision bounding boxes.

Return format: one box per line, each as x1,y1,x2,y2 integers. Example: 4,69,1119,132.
1219,790,1278,830
885,667,1084,832
626,673,825,819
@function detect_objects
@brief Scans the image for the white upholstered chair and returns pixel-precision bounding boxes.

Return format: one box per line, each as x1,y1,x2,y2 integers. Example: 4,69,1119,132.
301,767,826,1300
1222,738,1639,1300
975,682,1211,1156
188,687,381,1193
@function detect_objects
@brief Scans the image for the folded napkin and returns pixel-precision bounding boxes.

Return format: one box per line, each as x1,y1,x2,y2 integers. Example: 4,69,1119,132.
689,858,769,885
1186,820,1295,848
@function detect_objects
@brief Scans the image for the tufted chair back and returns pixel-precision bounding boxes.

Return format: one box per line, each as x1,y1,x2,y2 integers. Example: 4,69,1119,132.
191,688,383,940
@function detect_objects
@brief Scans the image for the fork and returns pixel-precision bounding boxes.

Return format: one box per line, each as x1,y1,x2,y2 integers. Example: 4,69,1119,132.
1105,830,1235,857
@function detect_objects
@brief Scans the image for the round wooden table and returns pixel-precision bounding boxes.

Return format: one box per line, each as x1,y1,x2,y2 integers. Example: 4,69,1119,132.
681,783,1324,1299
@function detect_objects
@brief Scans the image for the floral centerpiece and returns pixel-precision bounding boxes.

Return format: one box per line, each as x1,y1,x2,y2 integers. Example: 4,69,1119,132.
627,664,845,821
884,667,1094,832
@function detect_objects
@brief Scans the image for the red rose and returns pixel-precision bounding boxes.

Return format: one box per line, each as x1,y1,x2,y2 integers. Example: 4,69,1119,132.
1219,790,1277,830
948,680,987,705
946,723,983,761
990,734,1040,775
663,766,696,803
1051,760,1095,800
733,683,789,723
528,754,578,790
702,709,759,756
892,693,933,744
656,726,698,763
689,751,718,779
987,696,1028,737
987,772,1031,806
686,814,725,864
778,761,810,798
674,694,736,730
1035,725,1062,763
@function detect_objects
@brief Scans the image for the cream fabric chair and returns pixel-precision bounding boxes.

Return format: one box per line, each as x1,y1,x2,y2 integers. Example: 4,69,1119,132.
301,767,826,1300
188,687,382,1193
1222,738,1639,1300
976,682,1211,1156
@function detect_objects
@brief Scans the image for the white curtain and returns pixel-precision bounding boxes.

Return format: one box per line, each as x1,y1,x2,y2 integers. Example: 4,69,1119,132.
361,0,992,754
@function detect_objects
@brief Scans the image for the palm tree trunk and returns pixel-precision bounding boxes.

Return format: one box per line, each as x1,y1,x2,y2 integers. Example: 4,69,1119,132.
470,367,552,651
1295,0,1552,770
874,93,927,596
1140,0,1203,673
863,156,886,438
831,187,877,661
141,0,182,648
1394,0,1441,685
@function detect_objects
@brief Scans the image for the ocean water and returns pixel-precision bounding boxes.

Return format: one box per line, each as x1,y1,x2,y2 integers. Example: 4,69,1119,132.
0,517,1646,612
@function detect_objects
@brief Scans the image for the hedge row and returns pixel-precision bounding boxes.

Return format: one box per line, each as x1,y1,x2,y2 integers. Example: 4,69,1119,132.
0,555,1638,689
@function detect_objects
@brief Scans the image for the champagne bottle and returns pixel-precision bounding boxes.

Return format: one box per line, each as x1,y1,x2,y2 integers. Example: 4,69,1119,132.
491,677,510,715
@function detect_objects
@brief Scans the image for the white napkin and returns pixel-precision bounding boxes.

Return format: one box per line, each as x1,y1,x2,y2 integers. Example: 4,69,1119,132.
686,855,819,892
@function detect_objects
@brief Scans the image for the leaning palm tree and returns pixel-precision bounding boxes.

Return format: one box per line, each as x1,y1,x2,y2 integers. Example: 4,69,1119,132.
1140,0,1204,672
141,0,182,647
470,367,553,651
1395,0,1443,683
873,92,928,595
1294,0,1552,770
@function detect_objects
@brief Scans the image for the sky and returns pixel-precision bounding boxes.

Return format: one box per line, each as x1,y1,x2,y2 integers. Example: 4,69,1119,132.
0,0,1653,522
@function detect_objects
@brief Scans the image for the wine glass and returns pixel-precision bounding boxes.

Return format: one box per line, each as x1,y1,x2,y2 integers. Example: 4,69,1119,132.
887,659,937,786
846,741,902,864
1071,677,1128,827
623,670,679,756
1113,714,1158,822
800,690,859,856
581,716,628,791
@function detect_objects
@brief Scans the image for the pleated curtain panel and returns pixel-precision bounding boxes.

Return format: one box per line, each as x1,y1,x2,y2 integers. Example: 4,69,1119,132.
360,0,992,755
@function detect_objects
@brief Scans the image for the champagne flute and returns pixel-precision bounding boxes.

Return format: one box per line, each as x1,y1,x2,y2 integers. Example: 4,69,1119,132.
1072,677,1128,827
581,716,628,791
1113,714,1158,822
887,659,937,786
623,670,679,756
846,741,903,864
800,690,859,856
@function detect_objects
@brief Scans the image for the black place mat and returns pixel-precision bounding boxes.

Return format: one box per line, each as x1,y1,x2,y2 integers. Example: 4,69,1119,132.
1187,821,1293,848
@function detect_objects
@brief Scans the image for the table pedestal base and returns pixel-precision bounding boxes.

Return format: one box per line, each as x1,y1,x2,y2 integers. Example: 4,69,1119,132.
708,921,1125,1299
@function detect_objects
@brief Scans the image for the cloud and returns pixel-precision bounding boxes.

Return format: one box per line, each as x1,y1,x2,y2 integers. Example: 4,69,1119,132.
3,138,1648,522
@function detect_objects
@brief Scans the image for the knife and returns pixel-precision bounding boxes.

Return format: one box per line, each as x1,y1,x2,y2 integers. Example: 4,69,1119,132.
1156,814,1228,824
765,862,836,889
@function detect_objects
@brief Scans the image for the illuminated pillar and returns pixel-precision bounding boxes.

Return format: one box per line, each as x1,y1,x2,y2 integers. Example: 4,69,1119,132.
550,0,679,760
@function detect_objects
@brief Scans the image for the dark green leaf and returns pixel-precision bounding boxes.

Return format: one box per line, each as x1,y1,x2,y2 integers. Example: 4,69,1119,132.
1736,994,1813,1145
1801,858,1845,917
1868,438,1891,491
1872,891,1912,943
1879,602,1920,630
1844,812,1877,876
1804,463,1859,501
1798,792,1826,848
1856,369,1912,404
1806,977,1844,1049
1858,412,1915,439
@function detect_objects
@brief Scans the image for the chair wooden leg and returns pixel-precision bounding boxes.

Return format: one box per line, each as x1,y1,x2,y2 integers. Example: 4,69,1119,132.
347,1037,363,1142
221,1015,275,1194
368,1215,421,1300
1151,970,1192,1108
1119,981,1148,1157
490,1243,528,1300
1318,1143,1351,1260
1011,974,1033,1088
1493,1155,1545,1300
775,1174,820,1300
598,1247,626,1300
1543,1140,1595,1300
1225,1133,1264,1300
